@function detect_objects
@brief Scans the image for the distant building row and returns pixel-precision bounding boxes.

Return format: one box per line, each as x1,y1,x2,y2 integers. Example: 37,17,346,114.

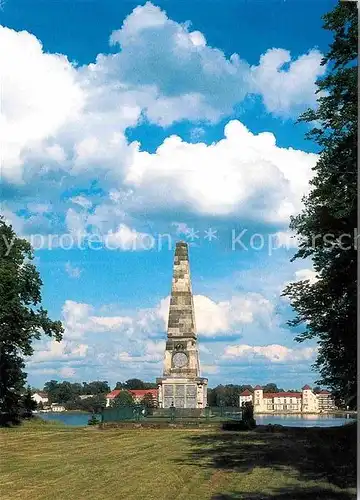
32,386,336,413
239,385,336,413
32,392,68,412
31,389,159,411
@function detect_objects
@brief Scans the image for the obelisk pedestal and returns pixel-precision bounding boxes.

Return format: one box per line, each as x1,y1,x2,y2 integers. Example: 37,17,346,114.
156,241,208,408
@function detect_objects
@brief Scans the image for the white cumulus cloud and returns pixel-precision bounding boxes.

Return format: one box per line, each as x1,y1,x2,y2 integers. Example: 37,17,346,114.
62,300,133,339
124,120,317,221
155,291,274,337
0,26,85,183
1,2,324,190
250,48,326,117
223,344,317,363
29,339,88,363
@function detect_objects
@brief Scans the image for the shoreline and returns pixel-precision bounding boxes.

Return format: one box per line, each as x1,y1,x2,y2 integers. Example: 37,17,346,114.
37,410,357,416
36,410,93,415
255,411,356,416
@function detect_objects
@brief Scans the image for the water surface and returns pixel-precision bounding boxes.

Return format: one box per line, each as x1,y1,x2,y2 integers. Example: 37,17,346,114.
39,412,355,427
255,413,355,428
39,412,99,426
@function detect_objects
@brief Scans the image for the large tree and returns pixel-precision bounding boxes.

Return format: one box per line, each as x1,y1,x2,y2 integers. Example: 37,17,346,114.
123,378,146,390
207,384,253,407
82,381,110,395
283,2,357,409
0,218,63,425
22,385,37,419
262,383,284,394
111,390,135,407
43,380,110,407
141,393,156,408
43,380,61,403
114,379,157,390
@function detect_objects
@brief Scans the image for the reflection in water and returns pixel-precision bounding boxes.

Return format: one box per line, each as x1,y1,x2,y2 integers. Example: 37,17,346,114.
39,412,356,428
255,413,355,427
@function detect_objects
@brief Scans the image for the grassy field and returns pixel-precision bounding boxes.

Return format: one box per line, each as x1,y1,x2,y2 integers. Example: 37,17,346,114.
0,420,356,500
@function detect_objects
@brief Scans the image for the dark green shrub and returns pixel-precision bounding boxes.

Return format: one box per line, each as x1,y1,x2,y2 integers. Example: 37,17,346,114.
88,414,100,426
241,401,256,429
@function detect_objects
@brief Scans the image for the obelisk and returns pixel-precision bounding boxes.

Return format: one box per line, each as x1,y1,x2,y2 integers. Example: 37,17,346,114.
156,241,208,408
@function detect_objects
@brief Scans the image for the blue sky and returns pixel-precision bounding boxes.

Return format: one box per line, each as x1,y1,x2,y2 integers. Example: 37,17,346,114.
1,0,336,389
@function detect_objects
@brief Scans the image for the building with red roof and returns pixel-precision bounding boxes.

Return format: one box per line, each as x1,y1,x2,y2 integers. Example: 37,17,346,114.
238,385,336,413
240,389,252,396
106,388,158,407
239,389,253,406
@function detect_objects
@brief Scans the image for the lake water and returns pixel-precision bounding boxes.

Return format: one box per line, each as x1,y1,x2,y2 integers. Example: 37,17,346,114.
39,412,100,426
255,414,355,428
39,412,356,428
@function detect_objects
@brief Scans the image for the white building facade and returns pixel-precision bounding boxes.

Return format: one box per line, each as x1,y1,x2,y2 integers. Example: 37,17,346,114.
239,385,336,414
32,392,49,405
50,403,66,412
316,390,336,411
238,389,253,406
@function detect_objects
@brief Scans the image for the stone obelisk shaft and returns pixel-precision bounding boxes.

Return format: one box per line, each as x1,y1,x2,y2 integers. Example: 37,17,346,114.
156,241,208,409
167,241,197,339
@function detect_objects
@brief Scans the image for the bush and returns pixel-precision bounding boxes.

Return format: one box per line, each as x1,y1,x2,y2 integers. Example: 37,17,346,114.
241,402,256,429
87,414,100,426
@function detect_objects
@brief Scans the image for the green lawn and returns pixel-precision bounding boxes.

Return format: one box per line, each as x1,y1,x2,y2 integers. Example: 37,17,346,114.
0,420,356,500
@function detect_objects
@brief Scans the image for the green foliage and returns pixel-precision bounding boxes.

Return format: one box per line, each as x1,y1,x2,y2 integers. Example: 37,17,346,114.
87,414,100,426
82,381,110,395
0,217,63,426
262,383,284,394
124,378,147,390
21,386,37,419
43,380,109,406
110,390,135,407
208,383,288,406
85,394,106,413
115,379,157,390
241,401,256,429
47,381,74,404
68,394,106,413
283,2,357,409
141,393,156,408
208,384,243,407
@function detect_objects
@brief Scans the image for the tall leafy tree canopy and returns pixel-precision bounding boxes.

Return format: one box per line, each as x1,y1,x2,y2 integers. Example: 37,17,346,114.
82,381,110,395
111,390,135,407
262,383,285,394
22,385,38,419
43,380,110,404
283,2,357,408
115,379,157,390
141,393,156,408
0,217,63,424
